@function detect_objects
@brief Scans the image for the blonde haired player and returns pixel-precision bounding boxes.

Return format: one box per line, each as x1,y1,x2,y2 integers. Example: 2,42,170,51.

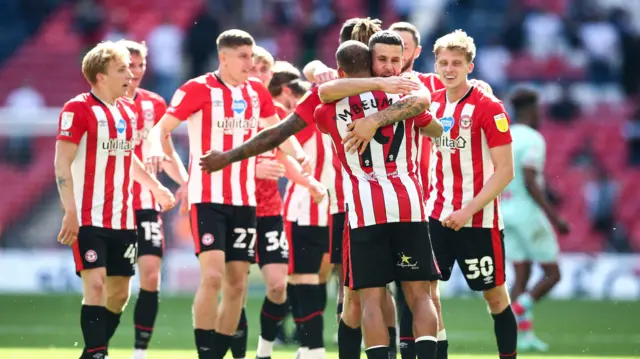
55,41,175,359
117,39,189,359
426,30,517,359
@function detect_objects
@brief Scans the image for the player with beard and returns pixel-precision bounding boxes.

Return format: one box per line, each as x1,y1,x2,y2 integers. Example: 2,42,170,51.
315,35,443,359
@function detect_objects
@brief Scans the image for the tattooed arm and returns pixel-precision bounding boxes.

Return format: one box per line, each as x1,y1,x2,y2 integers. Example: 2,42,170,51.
200,113,308,173
54,140,78,215
343,90,431,153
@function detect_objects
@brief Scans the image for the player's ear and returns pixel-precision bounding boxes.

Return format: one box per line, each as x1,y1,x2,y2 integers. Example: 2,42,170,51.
337,67,346,79
415,45,422,59
467,61,474,75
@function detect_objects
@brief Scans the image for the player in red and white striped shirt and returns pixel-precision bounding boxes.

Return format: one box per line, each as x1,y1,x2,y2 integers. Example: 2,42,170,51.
145,30,308,359
427,30,517,359
118,40,189,359
54,41,175,359
246,51,327,359
316,36,443,359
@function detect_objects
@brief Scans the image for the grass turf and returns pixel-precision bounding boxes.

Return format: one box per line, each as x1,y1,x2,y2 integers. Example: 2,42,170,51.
0,294,638,357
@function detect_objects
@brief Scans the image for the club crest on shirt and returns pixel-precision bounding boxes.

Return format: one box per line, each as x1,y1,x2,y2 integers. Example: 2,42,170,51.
441,116,455,132
494,113,509,132
116,118,127,134
460,114,472,129
232,99,247,114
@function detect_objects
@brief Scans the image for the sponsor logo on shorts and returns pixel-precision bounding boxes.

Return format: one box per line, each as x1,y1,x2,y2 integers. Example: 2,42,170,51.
483,275,494,284
85,250,98,263
202,233,214,246
397,253,419,270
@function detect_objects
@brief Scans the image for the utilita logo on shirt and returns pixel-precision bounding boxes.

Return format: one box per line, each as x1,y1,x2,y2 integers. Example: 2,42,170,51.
102,138,135,155
434,135,467,152
217,117,259,135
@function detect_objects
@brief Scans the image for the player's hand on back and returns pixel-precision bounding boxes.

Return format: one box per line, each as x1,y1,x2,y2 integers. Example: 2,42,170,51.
256,159,286,181
58,212,79,246
552,217,570,235
199,150,230,173
308,179,327,204
314,68,339,84
343,117,378,154
153,185,176,212
379,76,421,95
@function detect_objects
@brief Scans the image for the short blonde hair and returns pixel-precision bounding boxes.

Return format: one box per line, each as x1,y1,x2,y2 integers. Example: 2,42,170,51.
117,39,148,58
82,41,130,85
253,46,274,67
433,30,476,63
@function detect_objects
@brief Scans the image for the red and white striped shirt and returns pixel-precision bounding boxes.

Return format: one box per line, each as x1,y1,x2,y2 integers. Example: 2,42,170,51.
315,91,431,229
426,86,513,229
295,87,345,215
56,93,137,230
167,73,276,207
255,101,287,217
282,122,334,227
130,88,167,211
412,72,444,196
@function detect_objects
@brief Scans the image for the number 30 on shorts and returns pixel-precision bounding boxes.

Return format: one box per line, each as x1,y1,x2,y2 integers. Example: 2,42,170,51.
464,256,494,280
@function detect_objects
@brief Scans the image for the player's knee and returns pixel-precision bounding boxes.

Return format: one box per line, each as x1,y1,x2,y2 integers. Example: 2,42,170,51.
483,285,510,313
544,266,561,284
266,279,287,303
83,277,105,303
140,269,161,291
402,282,432,311
343,295,361,327
200,269,223,292
223,276,247,298
107,288,130,310
430,282,442,310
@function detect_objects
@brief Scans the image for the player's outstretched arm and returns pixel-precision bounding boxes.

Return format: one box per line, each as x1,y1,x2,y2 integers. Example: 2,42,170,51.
262,114,310,172
54,140,79,245
343,90,431,154
132,155,176,211
318,77,421,104
147,113,182,174
200,113,308,173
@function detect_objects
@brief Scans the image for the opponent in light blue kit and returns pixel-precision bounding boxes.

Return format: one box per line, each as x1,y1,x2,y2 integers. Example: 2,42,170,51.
501,88,570,352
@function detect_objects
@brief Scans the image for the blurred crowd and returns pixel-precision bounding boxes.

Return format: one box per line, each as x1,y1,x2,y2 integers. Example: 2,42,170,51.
0,0,639,251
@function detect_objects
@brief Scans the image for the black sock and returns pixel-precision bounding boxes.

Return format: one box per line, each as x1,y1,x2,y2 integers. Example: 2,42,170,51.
260,296,288,342
319,282,328,311
389,327,398,358
492,306,518,358
194,328,216,359
80,305,107,358
415,338,437,359
134,289,159,350
213,332,234,359
437,340,448,359
399,303,415,359
104,308,121,354
338,319,362,359
366,346,390,359
231,308,248,359
291,284,324,349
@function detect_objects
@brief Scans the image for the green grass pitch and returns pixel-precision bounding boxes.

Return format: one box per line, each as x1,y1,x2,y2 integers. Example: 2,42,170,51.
0,294,638,358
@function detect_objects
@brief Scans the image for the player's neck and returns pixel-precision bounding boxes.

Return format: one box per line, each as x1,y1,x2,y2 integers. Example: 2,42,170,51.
125,86,139,99
91,86,118,106
445,80,472,103
217,69,244,87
